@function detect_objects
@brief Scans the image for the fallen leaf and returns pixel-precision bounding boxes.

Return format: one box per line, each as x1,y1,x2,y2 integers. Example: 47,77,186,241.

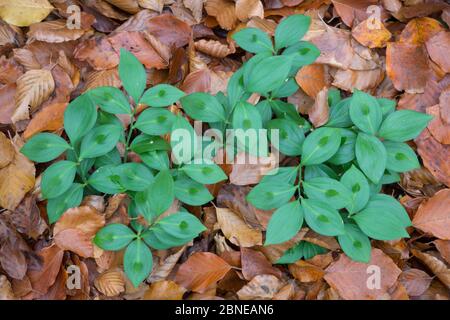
143,280,186,300
411,249,450,289
295,64,330,98
426,105,450,145
216,207,263,247
0,56,23,84
309,87,329,127
235,0,264,22
324,248,401,300
104,0,140,13
399,17,444,46
12,69,55,122
10,195,47,239
23,102,67,139
399,268,433,297
332,0,379,28
0,275,15,300
194,39,235,58
174,252,231,293
74,37,119,70
412,189,450,240
183,0,204,23
229,152,278,186
205,0,238,30
425,31,450,73
148,246,186,283
146,13,192,48
332,67,384,92
289,260,326,282
27,20,88,43
0,132,14,168
94,268,126,297
434,240,450,265
236,274,283,300
241,248,282,281
0,0,54,27
27,244,64,295
83,68,121,91
352,18,391,48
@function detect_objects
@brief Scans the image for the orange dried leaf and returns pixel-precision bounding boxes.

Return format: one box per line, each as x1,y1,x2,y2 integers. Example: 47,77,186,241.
295,64,330,98
143,280,186,300
352,18,391,48
23,102,67,140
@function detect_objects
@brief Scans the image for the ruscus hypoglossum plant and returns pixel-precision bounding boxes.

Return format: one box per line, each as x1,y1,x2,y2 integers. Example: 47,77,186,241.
247,88,433,263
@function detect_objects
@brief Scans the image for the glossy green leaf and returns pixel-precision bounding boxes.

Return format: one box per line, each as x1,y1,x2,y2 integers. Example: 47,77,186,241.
275,14,310,50
134,108,175,135
282,41,319,69
41,161,77,199
384,141,420,172
124,239,153,288
265,201,303,245
79,125,121,159
88,86,131,114
181,163,227,184
327,128,356,165
355,132,386,183
326,97,352,128
156,212,206,240
337,224,371,263
301,127,341,165
260,166,298,185
47,183,84,223
349,89,382,134
180,92,226,122
119,49,146,103
64,93,97,143
130,134,170,154
21,133,71,163
302,198,345,236
174,176,213,206
245,55,292,94
303,177,352,210
246,182,296,210
232,27,274,54
340,165,370,214
140,84,184,107
266,118,304,156
378,110,433,142
94,223,136,251
114,163,154,191
88,165,126,194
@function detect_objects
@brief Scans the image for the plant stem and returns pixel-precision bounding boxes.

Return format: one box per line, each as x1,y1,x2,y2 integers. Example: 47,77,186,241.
123,110,137,162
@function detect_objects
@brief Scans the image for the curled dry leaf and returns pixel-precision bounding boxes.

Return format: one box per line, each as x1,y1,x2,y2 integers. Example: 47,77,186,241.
331,0,379,28
13,69,55,122
194,39,234,58
0,135,35,210
148,245,186,283
434,240,450,265
27,20,88,43
332,67,385,92
352,18,391,48
324,248,401,300
399,268,433,297
0,132,14,168
205,0,238,30
246,17,277,35
309,87,329,128
257,230,308,264
295,64,330,98
0,56,23,84
94,268,126,297
53,206,105,258
241,248,282,281
412,189,450,240
236,274,283,300
235,0,264,22
426,105,450,145
411,249,450,289
74,37,119,70
104,0,140,14
183,0,204,23
229,152,277,186
146,13,192,48
425,31,450,74
303,229,340,251
0,0,54,27
289,260,326,283
23,102,67,140
83,69,122,92
27,244,64,295
174,252,231,293
216,207,263,247
10,194,47,239
143,280,186,300
138,0,165,13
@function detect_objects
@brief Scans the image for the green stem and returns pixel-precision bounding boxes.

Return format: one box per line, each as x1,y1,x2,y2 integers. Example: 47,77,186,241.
123,110,137,162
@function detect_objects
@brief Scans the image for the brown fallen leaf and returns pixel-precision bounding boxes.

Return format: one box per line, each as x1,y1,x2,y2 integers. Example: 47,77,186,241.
0,132,14,168
216,207,263,247
10,194,47,239
205,0,238,31
104,0,140,13
0,275,15,300
194,39,235,58
27,20,88,43
0,56,23,84
434,240,450,265
412,189,450,240
411,249,450,289
12,68,55,122
74,37,119,70
229,152,277,186
27,244,64,295
174,252,231,293
148,245,186,283
309,87,329,128
399,17,444,46
295,64,330,98
236,274,283,300
53,206,105,258
332,66,385,92
425,31,450,74
0,83,17,124
23,102,67,140
94,268,126,297
256,229,308,263
324,248,401,300
399,268,433,297
426,105,450,145
143,280,186,300
235,0,264,22
289,260,325,283
241,248,282,281
146,13,192,48
0,0,54,27
332,0,379,28
246,17,277,35
352,18,391,48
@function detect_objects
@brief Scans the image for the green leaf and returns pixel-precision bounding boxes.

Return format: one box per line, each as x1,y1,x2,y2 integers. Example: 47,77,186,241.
282,41,320,69
327,88,341,107
355,132,386,183
349,89,382,134
381,170,400,184
326,98,352,128
301,241,328,260
245,55,292,94
88,86,131,114
378,110,433,142
41,161,77,199
275,14,311,50
227,68,249,108
302,198,345,236
170,114,200,165
378,98,395,117
232,28,274,54
303,177,352,210
304,164,338,180
119,49,146,103
47,183,84,223
114,163,154,191
181,163,227,184
94,147,122,168
140,150,169,171
276,243,303,264
327,128,356,165
255,100,273,126
301,127,341,165
155,212,206,240
79,125,121,159
269,100,306,126
94,223,136,251
180,92,226,122
64,93,97,143
246,182,296,210
174,175,213,206
353,194,411,241
384,141,420,172
340,165,370,214
130,134,170,154
21,133,71,163
88,165,126,194
271,78,299,98
124,239,153,288
266,119,304,156
260,166,298,185
134,108,175,136
265,201,303,245
140,84,184,107
136,170,174,220
232,101,262,129
337,224,371,263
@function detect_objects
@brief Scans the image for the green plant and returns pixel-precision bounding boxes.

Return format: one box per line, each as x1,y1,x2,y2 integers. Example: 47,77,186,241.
247,88,433,263
20,14,321,286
